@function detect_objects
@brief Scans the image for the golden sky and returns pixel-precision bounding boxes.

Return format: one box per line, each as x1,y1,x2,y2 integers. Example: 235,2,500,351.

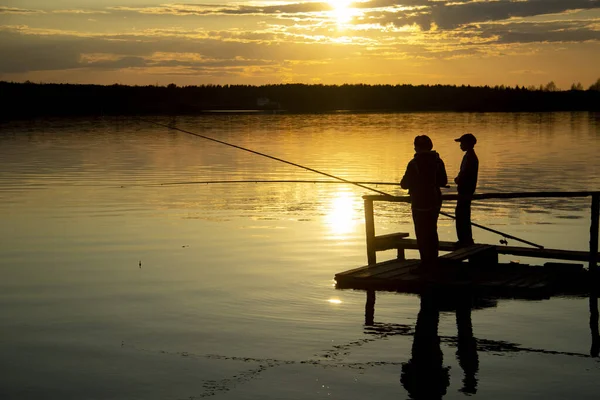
1,0,599,88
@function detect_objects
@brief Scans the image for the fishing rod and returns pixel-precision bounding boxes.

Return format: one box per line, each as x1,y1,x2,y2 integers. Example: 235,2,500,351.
138,117,544,249
439,207,544,249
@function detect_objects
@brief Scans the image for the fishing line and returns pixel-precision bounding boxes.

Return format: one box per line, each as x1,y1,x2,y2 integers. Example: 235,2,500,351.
138,117,392,196
137,117,544,249
122,179,404,188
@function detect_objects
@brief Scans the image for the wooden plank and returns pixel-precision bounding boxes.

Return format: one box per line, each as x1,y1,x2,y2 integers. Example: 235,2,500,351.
440,244,496,261
501,271,543,289
334,257,403,278
504,271,554,297
375,232,410,240
509,274,547,289
373,232,411,252
543,262,584,273
334,264,372,278
497,245,593,262
392,238,595,262
352,260,419,279
374,263,421,280
393,238,456,252
479,269,533,288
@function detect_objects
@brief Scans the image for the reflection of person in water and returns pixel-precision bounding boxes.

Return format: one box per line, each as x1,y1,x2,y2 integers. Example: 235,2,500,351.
401,293,450,399
401,291,479,399
456,295,479,394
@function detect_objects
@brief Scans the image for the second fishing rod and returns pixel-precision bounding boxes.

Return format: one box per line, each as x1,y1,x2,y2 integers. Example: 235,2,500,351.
138,117,543,249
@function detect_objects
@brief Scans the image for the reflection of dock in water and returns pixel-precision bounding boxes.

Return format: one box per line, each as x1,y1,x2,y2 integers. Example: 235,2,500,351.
336,191,599,299
363,288,600,399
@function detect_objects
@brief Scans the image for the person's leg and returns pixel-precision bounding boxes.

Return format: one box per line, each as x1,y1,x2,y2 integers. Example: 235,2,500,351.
456,196,473,245
415,209,440,266
463,197,473,244
413,209,427,262
432,207,440,258
421,210,438,265
455,197,465,243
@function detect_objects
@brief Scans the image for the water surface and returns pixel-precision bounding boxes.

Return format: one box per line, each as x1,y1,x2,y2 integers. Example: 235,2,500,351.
1,112,600,399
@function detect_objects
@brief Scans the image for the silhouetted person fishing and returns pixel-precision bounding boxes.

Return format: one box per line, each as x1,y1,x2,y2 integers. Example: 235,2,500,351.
401,135,448,268
454,133,479,248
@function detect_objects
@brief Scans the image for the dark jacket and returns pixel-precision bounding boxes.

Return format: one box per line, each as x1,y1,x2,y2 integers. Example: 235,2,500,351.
455,149,478,195
401,151,448,210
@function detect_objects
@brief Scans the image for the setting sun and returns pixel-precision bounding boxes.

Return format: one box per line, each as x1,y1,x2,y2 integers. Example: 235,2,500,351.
328,0,354,24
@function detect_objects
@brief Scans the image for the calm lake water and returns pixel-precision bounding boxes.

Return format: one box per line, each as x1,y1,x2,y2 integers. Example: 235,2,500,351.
1,112,600,399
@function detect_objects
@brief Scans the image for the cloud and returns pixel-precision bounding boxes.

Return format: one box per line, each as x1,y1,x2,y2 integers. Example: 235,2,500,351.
0,32,82,73
109,2,334,16
479,20,600,44
0,7,110,15
53,10,110,15
0,27,360,76
353,0,431,9
0,7,43,14
82,56,149,69
430,0,600,30
370,0,600,30
509,69,546,75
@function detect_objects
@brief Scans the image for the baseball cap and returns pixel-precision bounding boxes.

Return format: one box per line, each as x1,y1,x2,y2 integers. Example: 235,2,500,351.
455,133,477,144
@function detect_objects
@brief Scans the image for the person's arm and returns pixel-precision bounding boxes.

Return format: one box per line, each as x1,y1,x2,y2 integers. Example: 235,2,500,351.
455,155,467,186
437,158,448,187
400,161,415,190
461,153,478,185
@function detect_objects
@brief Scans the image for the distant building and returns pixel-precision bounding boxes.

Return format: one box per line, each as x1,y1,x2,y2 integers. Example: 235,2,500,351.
256,97,281,110
256,97,270,107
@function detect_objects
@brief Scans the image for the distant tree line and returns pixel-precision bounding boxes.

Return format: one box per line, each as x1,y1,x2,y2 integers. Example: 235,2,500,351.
1,79,599,120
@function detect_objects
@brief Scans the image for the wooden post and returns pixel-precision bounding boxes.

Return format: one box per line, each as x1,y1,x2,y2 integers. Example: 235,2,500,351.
397,247,406,261
365,198,376,265
590,194,599,274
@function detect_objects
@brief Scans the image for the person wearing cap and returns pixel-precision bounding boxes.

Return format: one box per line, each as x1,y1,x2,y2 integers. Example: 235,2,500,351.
454,133,479,248
401,135,448,268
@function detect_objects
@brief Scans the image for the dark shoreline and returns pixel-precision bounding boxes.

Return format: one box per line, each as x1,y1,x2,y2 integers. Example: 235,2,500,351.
1,81,599,120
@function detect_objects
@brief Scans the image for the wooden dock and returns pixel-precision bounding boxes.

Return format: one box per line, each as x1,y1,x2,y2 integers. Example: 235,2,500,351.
335,191,600,299
335,255,592,299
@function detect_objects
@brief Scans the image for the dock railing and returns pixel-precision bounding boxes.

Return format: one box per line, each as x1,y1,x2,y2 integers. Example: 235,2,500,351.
363,191,600,271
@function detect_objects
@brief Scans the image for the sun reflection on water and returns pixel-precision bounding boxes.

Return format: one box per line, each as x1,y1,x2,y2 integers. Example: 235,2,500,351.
324,191,358,236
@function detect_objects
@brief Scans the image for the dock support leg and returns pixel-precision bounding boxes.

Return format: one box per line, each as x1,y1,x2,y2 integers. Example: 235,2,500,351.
365,199,376,265
590,294,599,357
397,248,406,261
590,194,599,274
365,290,376,326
